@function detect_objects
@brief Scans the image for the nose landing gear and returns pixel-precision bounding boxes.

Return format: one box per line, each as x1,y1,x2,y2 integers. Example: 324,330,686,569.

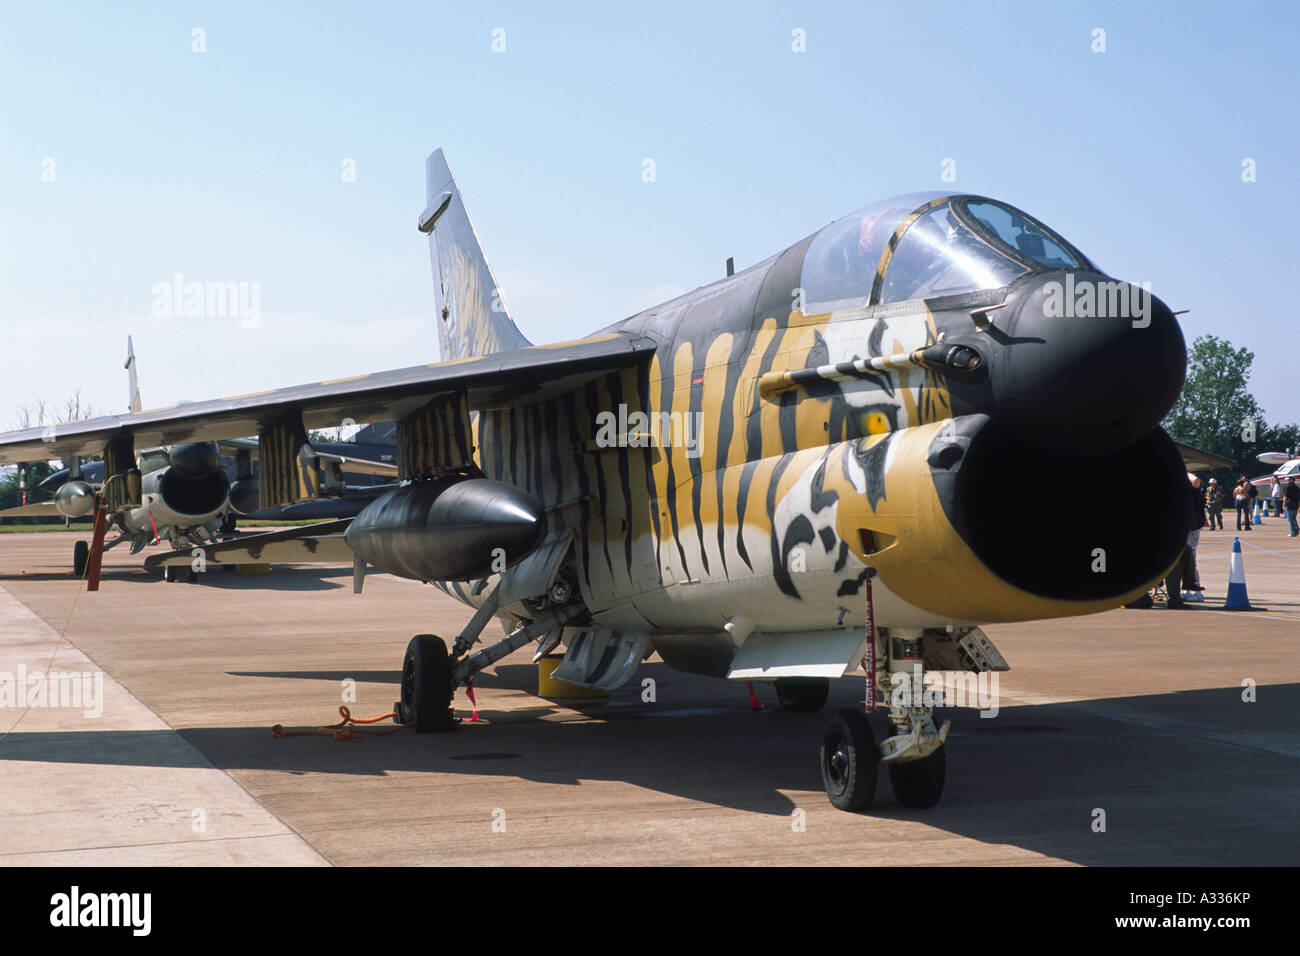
818,604,951,812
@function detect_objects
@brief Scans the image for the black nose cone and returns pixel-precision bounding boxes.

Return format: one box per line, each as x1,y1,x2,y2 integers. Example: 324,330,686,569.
991,271,1186,457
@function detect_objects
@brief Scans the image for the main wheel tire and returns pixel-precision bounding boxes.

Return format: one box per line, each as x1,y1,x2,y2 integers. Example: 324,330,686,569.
888,745,946,809
820,708,879,812
775,677,830,713
73,541,89,577
401,634,457,733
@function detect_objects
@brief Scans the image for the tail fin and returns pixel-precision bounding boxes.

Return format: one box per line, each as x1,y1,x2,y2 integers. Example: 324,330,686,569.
420,149,531,361
125,335,142,413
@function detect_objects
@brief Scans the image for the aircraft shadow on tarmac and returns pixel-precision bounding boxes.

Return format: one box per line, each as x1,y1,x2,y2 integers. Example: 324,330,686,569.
183,567,352,592
2,678,1296,865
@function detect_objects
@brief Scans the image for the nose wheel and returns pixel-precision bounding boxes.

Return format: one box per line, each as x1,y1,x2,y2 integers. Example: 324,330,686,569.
887,745,946,809
820,617,952,812
819,709,879,811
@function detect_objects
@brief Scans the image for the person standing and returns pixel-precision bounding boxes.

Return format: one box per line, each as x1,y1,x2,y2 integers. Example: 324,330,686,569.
1181,476,1207,601
1286,477,1300,537
1270,478,1283,517
1166,477,1205,608
1205,478,1224,530
1234,476,1252,531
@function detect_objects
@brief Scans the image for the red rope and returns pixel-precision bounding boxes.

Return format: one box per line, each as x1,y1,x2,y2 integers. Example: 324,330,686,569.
273,705,406,741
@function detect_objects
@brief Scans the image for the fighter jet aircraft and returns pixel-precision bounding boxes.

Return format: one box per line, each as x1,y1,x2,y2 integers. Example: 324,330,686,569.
1,338,398,582
0,149,1195,811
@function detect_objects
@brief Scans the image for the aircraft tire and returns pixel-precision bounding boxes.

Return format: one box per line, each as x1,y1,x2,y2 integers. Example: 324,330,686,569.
401,634,457,733
775,677,830,713
888,744,946,809
73,540,89,577
820,708,879,812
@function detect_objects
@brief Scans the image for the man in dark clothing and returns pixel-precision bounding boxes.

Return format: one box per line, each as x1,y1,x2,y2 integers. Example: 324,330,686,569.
1166,477,1206,608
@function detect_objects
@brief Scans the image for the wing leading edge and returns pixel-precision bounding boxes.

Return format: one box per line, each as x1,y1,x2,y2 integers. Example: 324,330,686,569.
0,332,658,464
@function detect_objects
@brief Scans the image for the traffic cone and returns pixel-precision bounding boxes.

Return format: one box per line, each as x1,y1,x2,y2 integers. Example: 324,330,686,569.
1222,537,1252,610
1253,501,1263,524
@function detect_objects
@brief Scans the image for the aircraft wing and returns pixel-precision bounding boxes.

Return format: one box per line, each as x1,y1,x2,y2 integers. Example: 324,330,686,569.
0,332,658,465
1175,442,1235,472
0,500,61,518
143,519,355,569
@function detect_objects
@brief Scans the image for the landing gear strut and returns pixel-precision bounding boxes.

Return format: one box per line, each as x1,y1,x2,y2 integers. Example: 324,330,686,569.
394,580,583,733
876,627,949,809
819,573,950,812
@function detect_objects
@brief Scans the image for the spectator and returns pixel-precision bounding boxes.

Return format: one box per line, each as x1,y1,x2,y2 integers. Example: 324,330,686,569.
1205,478,1224,530
1270,478,1283,517
1234,476,1252,531
1166,476,1206,608
1286,477,1299,537
1178,476,1207,604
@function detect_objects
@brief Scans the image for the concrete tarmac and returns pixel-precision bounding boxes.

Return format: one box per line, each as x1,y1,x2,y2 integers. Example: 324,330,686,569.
0,520,1296,866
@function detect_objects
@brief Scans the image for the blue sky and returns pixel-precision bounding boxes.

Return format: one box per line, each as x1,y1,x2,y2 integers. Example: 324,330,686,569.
1,1,1296,431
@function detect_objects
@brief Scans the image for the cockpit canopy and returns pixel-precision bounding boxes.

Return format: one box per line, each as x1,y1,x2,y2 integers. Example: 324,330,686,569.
799,192,1092,313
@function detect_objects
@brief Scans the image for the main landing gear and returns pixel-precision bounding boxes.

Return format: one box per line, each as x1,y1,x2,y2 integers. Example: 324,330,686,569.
819,625,950,812
400,635,456,732
394,580,584,732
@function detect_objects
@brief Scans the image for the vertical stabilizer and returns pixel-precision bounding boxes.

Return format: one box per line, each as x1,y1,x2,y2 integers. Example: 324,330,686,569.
420,149,531,361
125,336,142,413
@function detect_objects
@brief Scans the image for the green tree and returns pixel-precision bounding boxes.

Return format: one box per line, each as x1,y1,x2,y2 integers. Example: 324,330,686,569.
1162,335,1267,468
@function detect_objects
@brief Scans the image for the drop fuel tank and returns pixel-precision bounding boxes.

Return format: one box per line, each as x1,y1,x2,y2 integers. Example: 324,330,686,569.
344,477,545,583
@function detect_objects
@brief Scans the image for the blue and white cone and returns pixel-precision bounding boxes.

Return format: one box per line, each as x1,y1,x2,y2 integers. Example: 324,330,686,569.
1253,502,1263,524
1222,537,1252,610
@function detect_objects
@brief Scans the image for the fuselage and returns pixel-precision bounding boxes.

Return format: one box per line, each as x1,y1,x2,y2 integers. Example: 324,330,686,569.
443,193,1189,641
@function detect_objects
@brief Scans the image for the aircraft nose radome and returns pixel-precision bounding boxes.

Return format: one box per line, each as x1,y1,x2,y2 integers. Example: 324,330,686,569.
990,271,1186,458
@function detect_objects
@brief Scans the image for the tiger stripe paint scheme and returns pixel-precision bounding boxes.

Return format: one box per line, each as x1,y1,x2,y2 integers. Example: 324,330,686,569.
418,152,1190,673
